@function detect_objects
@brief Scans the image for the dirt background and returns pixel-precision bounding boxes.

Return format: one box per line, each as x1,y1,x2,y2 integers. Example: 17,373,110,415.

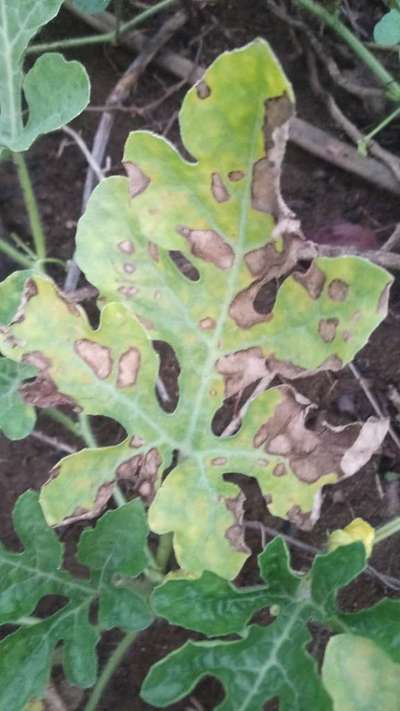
0,1,400,709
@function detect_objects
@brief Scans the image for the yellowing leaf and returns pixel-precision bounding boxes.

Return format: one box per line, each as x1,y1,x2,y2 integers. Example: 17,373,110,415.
0,40,391,578
322,634,400,711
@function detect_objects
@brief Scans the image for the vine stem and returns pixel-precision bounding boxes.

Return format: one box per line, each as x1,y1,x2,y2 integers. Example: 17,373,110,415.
0,237,33,268
375,516,400,544
293,0,400,101
155,532,173,573
12,152,46,260
27,0,177,54
83,630,138,711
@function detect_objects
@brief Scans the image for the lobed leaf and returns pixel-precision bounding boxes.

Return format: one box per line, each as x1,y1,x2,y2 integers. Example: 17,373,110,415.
142,539,372,710
0,492,152,710
0,0,90,152
144,540,400,710
0,40,391,578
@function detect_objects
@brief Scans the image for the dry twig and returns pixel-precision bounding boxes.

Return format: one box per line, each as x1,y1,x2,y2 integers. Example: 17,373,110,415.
348,362,400,451
31,431,78,455
61,125,105,182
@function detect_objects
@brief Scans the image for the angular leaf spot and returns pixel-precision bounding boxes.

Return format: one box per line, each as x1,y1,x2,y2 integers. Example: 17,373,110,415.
228,170,245,181
117,347,140,388
118,240,135,254
130,434,145,448
123,263,136,274
118,286,138,298
117,448,161,502
293,262,326,299
23,351,51,371
75,339,112,379
328,278,348,302
125,162,150,198
178,227,234,270
211,172,230,203
199,317,216,330
273,463,287,477
196,80,211,99
319,318,339,343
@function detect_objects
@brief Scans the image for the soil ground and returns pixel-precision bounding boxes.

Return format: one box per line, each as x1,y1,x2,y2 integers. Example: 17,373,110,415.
0,1,400,709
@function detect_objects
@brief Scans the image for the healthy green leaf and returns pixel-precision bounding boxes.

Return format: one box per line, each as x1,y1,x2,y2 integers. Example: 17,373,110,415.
373,9,400,46
322,634,400,711
0,492,152,710
0,40,391,578
152,571,267,636
142,539,369,710
73,0,112,12
0,358,36,439
0,0,90,152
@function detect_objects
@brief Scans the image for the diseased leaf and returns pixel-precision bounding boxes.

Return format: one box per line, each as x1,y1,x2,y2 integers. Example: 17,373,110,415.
0,40,391,578
322,634,400,711
0,0,90,152
0,358,36,439
142,540,369,710
0,492,152,710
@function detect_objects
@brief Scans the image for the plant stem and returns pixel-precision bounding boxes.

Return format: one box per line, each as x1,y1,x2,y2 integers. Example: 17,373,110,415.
28,0,177,54
83,630,137,711
0,238,33,268
12,152,46,260
374,516,400,544
44,408,83,439
358,104,400,154
78,413,97,448
294,0,400,101
113,485,127,507
155,532,173,573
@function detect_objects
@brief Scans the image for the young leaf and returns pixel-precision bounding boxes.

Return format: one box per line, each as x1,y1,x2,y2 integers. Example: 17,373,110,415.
0,0,90,152
0,358,36,439
373,9,400,46
322,634,400,711
0,492,152,710
0,40,391,579
142,539,369,710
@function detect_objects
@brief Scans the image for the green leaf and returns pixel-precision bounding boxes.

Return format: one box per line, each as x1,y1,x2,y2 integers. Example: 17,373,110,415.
374,10,400,46
73,0,112,11
322,634,400,711
152,572,267,636
0,40,391,578
0,492,152,710
141,540,368,710
0,1,90,152
0,358,36,439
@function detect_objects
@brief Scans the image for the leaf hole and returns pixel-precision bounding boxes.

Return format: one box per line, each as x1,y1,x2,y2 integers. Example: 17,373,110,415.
153,341,180,413
253,279,279,315
33,594,69,619
169,250,200,281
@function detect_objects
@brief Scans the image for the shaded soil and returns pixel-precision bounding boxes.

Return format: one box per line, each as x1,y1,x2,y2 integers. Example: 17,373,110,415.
0,1,400,709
